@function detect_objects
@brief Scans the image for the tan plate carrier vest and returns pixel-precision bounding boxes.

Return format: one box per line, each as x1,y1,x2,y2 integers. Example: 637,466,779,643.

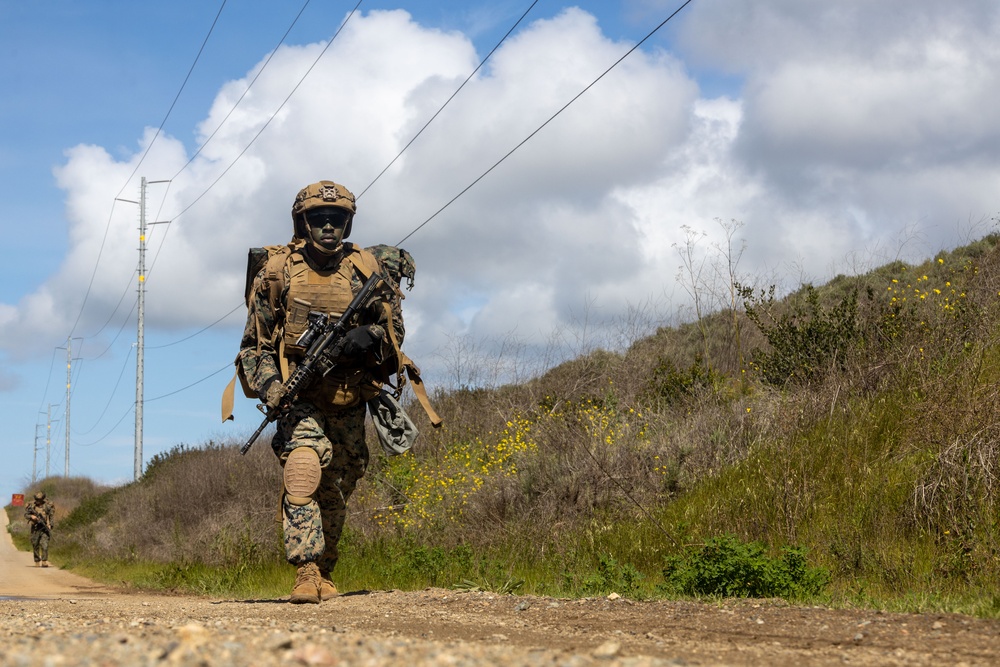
221,242,442,427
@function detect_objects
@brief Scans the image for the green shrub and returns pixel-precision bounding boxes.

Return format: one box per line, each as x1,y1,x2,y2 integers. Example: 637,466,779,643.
58,486,121,532
405,545,447,586
739,283,859,386
581,554,645,599
661,534,829,599
645,355,719,405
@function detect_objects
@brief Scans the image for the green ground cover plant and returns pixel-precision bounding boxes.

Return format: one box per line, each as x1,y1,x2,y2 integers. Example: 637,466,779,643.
661,534,829,599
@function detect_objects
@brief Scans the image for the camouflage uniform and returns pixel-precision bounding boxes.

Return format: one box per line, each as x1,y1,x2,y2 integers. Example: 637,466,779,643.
239,246,403,572
24,499,54,564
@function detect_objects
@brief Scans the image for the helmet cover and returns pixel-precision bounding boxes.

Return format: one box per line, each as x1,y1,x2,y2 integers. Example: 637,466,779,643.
292,181,356,240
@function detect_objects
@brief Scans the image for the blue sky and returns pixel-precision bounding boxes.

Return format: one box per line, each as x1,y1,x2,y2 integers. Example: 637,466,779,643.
2,0,998,498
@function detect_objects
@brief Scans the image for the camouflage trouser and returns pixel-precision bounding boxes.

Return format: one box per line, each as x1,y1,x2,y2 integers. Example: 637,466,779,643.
272,399,368,573
30,529,49,562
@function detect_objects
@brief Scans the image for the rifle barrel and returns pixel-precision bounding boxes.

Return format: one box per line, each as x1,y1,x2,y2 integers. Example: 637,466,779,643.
241,418,271,455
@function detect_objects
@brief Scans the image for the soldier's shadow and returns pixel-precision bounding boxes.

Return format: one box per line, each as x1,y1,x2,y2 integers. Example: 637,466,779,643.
218,590,373,604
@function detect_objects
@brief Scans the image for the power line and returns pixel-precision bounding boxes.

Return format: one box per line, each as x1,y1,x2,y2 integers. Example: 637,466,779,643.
118,2,229,201
146,302,244,350
72,360,232,447
147,0,316,240
152,0,365,236
136,0,532,357
81,268,138,344
69,0,229,338
73,344,135,436
356,0,540,201
146,363,233,402
397,0,695,246
74,405,134,448
87,295,138,361
64,275,239,433
35,347,60,417
128,0,533,358
169,0,314,188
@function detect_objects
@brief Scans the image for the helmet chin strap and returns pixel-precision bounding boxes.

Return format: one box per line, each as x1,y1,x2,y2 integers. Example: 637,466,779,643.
305,239,344,261
310,240,340,255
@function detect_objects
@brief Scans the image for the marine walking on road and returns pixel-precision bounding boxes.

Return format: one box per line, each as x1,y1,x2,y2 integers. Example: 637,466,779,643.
227,180,440,604
24,491,54,567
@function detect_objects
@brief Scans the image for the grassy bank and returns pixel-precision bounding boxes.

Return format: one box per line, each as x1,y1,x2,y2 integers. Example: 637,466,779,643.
11,234,1000,617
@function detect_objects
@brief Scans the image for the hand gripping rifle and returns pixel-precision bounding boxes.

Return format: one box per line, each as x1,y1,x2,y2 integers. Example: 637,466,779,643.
28,508,51,536
240,273,384,455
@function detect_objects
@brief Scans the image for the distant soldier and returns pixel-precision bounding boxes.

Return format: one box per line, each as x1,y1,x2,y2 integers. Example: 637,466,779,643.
24,491,54,567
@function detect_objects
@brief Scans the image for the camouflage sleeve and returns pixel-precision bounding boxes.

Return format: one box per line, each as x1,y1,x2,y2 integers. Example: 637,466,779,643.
24,505,34,522
388,293,405,349
44,503,54,525
239,269,283,394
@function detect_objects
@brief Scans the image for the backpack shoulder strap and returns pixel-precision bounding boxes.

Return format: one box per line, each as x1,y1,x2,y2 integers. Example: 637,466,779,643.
225,242,297,420
245,243,295,305
343,242,381,279
262,244,296,311
343,243,442,427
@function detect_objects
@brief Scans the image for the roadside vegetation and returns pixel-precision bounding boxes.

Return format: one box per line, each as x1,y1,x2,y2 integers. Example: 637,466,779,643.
8,223,1000,617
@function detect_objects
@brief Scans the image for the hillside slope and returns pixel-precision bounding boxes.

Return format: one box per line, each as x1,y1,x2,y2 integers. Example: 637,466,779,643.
18,234,1000,614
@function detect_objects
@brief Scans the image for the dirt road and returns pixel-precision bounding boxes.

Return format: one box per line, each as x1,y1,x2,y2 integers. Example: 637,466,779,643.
2,510,998,666
0,509,113,599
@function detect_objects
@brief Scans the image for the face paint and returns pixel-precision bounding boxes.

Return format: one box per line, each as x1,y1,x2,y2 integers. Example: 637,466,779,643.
304,207,351,252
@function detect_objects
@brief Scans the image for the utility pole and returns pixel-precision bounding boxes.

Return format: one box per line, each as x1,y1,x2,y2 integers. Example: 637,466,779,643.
135,176,146,481
58,338,81,477
118,176,169,481
46,404,52,478
65,337,72,476
33,421,43,484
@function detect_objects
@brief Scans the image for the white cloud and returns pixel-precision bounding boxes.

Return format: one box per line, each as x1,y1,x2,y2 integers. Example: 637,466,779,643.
674,0,1000,70
671,0,1000,263
2,3,998,384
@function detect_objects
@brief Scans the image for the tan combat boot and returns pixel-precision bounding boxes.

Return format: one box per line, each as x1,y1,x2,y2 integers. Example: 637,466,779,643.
318,569,339,601
41,561,49,568
289,562,321,604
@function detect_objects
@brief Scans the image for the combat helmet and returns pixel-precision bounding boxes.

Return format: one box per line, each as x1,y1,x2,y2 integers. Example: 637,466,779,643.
291,180,357,240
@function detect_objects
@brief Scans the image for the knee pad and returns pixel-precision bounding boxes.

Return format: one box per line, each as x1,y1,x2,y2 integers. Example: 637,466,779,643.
284,447,321,506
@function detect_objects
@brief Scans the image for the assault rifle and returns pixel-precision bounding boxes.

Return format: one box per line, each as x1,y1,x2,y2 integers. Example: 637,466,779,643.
27,509,51,535
240,273,384,455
